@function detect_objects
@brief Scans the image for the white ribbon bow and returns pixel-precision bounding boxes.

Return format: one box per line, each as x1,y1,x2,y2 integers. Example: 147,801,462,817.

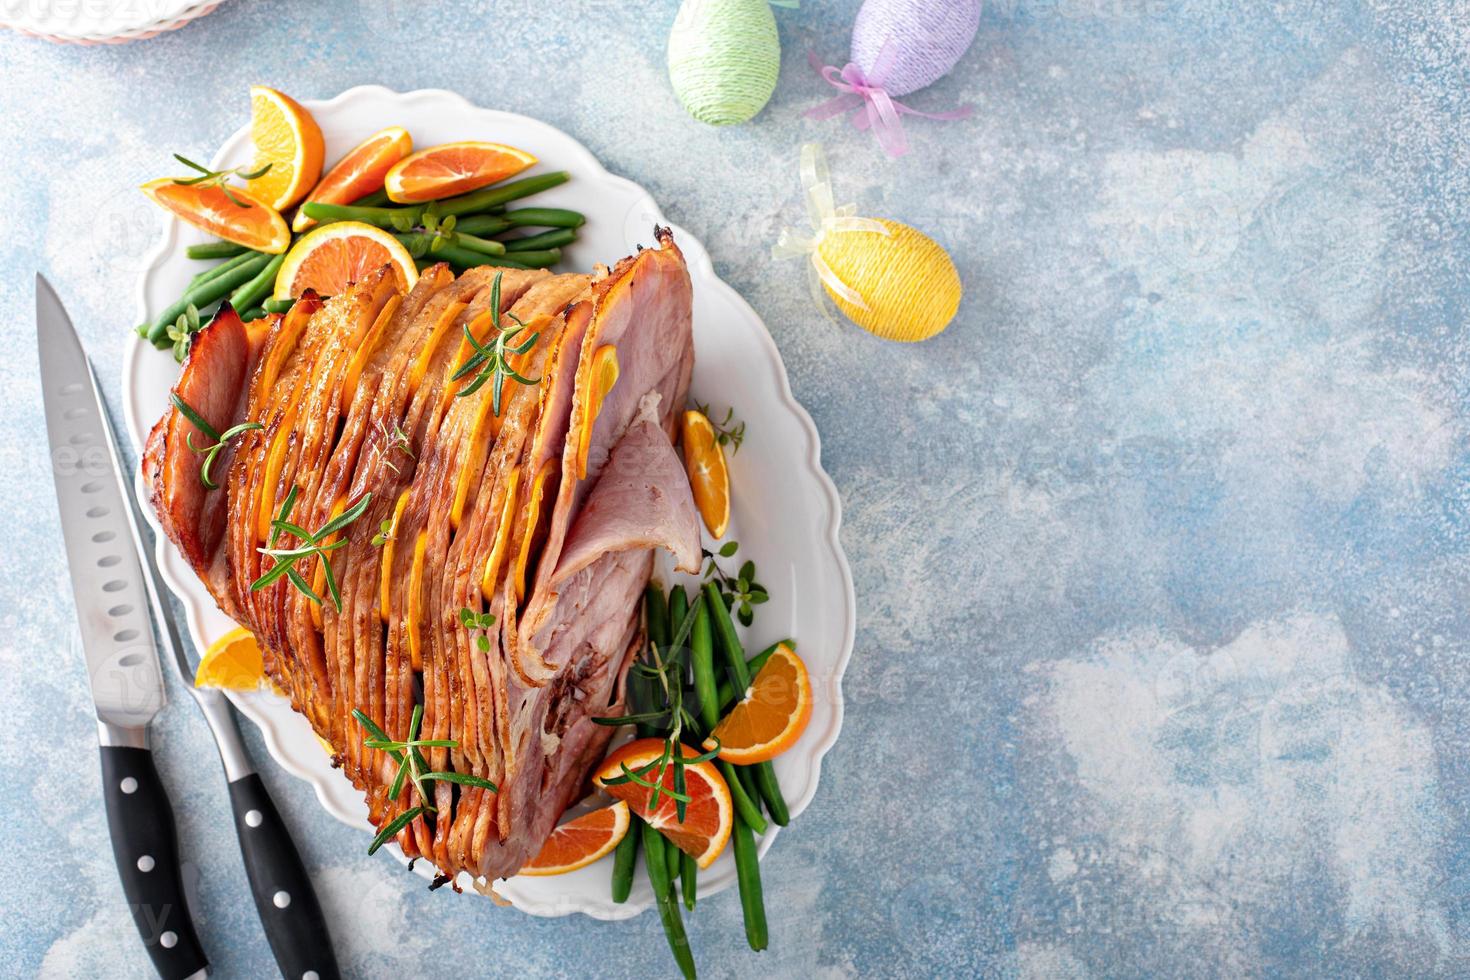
772,143,891,318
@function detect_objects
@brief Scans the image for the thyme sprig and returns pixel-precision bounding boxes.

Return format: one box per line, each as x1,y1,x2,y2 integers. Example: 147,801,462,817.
164,302,202,363
250,490,373,610
169,392,262,489
693,402,746,453
372,419,414,474
450,271,541,416
702,541,768,626
352,706,497,855
170,153,272,208
458,606,498,652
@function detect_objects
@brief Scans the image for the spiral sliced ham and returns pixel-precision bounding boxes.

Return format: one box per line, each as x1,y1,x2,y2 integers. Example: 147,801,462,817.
144,229,698,882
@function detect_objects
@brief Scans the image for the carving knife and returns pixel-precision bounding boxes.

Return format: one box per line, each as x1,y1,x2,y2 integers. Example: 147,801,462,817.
38,272,208,979
39,273,342,980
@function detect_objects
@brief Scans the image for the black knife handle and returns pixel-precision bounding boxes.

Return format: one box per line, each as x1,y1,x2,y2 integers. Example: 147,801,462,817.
100,746,209,980
228,773,341,980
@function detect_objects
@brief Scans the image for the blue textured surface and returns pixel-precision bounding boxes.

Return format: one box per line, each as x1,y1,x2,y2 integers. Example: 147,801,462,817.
5,0,1470,976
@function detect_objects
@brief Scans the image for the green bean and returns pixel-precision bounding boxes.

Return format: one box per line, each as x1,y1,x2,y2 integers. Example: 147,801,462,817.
186,248,261,290
691,600,718,732
704,583,752,690
147,251,273,346
502,207,585,229
754,763,790,826
263,297,295,315
704,582,790,826
642,823,696,979
494,248,560,269
715,640,794,711
451,232,506,256
681,851,697,911
720,759,767,834
646,584,670,649
186,240,248,260
732,815,768,951
452,214,512,237
435,171,571,217
668,585,688,647
240,306,266,321
303,200,420,230
228,252,285,314
396,236,532,272
503,228,577,252
610,828,639,903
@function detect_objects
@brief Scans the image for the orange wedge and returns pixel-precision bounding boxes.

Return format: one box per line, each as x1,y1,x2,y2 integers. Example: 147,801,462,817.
681,409,730,538
244,86,325,211
273,221,417,300
141,178,291,254
195,627,267,690
593,738,732,868
294,126,413,232
576,345,619,479
704,644,812,764
384,141,537,203
518,801,631,876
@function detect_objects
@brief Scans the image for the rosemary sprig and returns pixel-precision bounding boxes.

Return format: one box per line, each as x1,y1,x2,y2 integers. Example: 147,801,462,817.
703,541,768,627
450,271,541,416
458,606,498,652
171,153,272,208
251,491,373,609
593,592,716,822
169,392,263,489
351,706,497,856
693,401,746,453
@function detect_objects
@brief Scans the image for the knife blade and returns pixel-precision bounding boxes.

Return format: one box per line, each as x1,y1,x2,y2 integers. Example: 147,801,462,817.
38,273,208,980
114,395,343,980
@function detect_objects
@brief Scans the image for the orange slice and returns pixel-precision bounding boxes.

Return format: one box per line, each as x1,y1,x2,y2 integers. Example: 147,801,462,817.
383,141,537,203
141,179,291,254
273,221,417,300
593,738,732,869
576,345,619,479
681,409,730,538
244,86,325,211
195,627,267,690
518,801,631,876
293,125,413,232
704,644,812,764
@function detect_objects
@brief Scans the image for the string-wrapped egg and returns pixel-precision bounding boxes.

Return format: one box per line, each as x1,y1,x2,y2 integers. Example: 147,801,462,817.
816,218,961,342
668,0,781,126
851,0,982,97
774,143,961,342
807,0,981,155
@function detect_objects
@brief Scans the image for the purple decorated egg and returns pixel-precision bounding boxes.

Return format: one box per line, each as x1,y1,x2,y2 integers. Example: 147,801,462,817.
850,0,982,97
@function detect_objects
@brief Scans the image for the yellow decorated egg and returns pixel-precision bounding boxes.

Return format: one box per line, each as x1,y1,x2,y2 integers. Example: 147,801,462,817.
816,218,962,342
667,0,781,126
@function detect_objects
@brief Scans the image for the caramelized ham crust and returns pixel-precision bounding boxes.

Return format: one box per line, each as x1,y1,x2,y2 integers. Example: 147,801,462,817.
144,230,698,883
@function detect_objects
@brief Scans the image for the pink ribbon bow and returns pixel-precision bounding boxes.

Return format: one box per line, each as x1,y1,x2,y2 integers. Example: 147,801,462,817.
804,44,972,158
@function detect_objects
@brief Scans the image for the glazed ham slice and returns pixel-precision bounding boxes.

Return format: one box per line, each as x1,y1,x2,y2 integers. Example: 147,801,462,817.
143,228,698,885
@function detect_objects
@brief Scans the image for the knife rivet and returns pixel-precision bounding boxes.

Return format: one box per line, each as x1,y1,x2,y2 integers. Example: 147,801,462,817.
137,855,155,872
273,890,291,909
303,972,319,980
160,931,177,949
120,777,138,794
246,809,263,827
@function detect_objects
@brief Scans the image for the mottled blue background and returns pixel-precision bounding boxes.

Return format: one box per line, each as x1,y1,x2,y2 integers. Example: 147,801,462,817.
5,0,1470,976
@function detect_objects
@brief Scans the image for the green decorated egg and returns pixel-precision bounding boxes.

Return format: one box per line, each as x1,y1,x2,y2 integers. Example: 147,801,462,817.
668,0,781,126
